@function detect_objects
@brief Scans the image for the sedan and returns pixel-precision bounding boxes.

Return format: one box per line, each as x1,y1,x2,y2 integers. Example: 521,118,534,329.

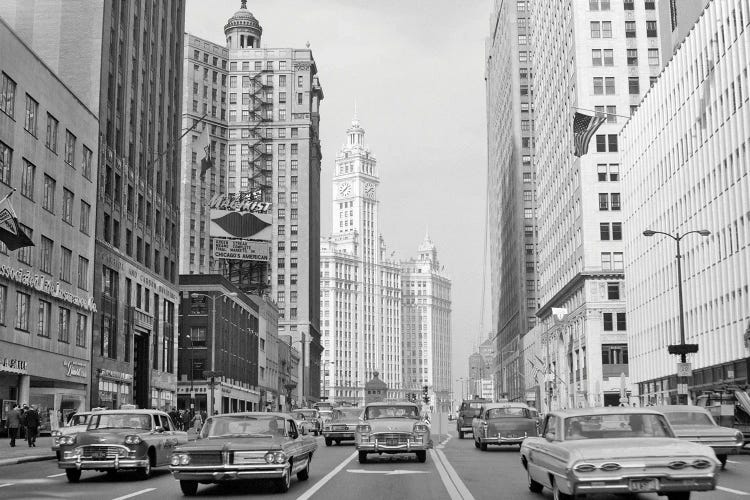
323,407,363,446
472,402,538,450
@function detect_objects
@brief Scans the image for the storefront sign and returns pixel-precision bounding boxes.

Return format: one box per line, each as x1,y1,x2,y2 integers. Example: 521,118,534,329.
100,369,133,381
0,356,28,374
213,238,270,261
676,363,692,377
0,264,97,312
99,248,177,302
63,360,88,378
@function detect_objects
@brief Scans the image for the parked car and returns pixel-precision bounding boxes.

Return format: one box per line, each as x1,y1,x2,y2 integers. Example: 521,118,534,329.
655,405,744,469
293,408,322,436
456,397,491,439
169,412,317,495
355,402,431,463
521,408,718,500
57,409,187,483
323,407,362,446
51,410,99,460
472,402,538,450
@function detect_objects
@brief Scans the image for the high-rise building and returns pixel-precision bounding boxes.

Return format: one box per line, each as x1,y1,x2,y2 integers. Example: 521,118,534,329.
0,0,186,410
179,2,324,405
401,234,452,411
621,0,750,405
485,0,539,403
320,117,402,404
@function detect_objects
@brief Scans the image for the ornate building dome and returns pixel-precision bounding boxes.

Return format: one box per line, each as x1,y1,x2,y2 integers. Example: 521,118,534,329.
224,0,262,47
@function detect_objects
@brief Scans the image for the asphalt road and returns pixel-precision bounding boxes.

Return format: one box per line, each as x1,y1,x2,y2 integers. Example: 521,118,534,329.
1,416,749,499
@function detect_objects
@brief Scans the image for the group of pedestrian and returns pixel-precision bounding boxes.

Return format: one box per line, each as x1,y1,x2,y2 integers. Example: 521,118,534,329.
167,408,207,433
6,403,40,447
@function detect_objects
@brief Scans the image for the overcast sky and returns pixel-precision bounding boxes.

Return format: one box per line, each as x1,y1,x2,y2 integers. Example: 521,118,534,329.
186,0,493,401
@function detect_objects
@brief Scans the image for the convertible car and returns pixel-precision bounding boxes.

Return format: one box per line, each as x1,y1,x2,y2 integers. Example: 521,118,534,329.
656,405,744,469
472,402,538,450
355,402,432,463
323,407,363,446
169,412,317,495
57,409,187,482
520,408,718,500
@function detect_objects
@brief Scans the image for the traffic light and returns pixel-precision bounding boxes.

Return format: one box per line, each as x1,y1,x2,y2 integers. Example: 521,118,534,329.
423,395,430,405
422,385,428,396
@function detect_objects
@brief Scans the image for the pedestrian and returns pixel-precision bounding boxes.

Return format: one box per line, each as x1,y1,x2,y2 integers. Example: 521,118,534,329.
6,404,21,447
191,411,203,434
24,404,40,447
19,403,29,439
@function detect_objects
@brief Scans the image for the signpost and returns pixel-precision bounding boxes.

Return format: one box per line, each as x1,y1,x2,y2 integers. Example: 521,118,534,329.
203,370,223,415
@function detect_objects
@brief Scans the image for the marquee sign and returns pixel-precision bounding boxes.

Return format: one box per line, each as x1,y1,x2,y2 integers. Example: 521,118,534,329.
213,238,270,261
0,264,97,312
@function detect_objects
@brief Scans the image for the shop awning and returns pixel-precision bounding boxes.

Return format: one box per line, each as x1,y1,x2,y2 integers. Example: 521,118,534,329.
734,390,750,417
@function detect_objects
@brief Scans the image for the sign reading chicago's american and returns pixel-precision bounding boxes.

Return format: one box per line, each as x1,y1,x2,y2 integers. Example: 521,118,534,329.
213,238,270,261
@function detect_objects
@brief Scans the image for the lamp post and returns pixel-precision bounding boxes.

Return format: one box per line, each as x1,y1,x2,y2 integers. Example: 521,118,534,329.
289,334,309,407
190,291,238,414
181,332,195,410
643,229,710,404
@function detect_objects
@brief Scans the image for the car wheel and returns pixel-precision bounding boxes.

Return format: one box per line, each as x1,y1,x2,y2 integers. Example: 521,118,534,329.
325,437,332,446
136,459,152,480
416,450,427,463
358,451,368,464
65,469,81,483
297,455,311,481
179,480,199,496
527,469,543,493
335,440,341,445
480,440,488,451
551,479,573,500
276,466,291,493
666,493,691,500
458,430,464,439
474,437,479,449
717,454,727,469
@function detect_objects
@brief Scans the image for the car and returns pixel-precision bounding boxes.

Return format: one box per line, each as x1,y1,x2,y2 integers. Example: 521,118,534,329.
448,412,455,421
318,409,333,424
521,407,718,500
456,397,491,439
355,402,432,464
169,412,317,495
57,409,187,483
293,408,322,436
472,402,538,450
323,407,363,446
51,410,99,460
655,405,744,469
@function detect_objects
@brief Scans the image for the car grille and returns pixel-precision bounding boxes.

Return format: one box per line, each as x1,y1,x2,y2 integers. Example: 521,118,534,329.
232,451,267,465
374,433,410,445
81,445,126,460
188,452,224,466
332,425,348,431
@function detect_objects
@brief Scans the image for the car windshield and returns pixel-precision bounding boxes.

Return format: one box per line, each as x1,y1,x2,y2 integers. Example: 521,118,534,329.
365,405,419,419
297,410,317,419
333,408,363,420
89,413,152,431
465,402,484,410
664,411,714,426
564,413,673,440
68,414,89,426
201,415,287,439
487,407,530,419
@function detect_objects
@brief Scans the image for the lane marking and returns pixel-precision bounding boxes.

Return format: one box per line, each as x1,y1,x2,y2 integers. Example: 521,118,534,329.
435,448,476,500
717,486,750,496
438,433,452,449
46,473,66,478
0,484,13,488
430,450,462,500
296,451,356,500
111,488,156,500
347,469,429,475
727,460,741,464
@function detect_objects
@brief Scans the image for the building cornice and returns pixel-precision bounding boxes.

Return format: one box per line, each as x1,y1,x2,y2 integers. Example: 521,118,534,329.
536,271,624,319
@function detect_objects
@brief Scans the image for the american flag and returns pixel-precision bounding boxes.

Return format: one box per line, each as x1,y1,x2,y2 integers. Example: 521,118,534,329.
572,111,606,157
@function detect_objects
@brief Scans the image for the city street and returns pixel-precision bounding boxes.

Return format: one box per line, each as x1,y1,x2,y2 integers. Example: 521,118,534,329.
2,416,749,499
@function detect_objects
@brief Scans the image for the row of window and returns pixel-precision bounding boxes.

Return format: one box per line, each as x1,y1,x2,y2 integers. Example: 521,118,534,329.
599,192,622,210
593,76,653,95
589,0,656,10
192,51,299,74
592,48,660,67
591,20,658,38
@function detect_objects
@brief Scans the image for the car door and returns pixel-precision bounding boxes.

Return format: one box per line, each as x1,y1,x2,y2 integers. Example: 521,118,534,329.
287,419,304,459
527,415,557,488
160,414,180,464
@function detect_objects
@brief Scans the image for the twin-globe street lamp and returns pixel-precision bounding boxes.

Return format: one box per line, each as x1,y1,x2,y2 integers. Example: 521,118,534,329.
642,229,710,404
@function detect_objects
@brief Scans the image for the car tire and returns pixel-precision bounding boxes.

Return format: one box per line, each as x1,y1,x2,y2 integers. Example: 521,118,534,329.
179,480,199,496
136,459,152,480
325,437,332,446
416,450,427,463
527,469,543,493
474,437,479,449
666,493,691,500
358,451,368,464
551,479,573,500
297,455,311,481
458,430,464,439
276,466,291,493
717,454,727,469
65,469,81,483
480,440,488,451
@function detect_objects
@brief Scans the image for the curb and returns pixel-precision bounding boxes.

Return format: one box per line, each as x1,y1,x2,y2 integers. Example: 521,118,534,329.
0,455,56,467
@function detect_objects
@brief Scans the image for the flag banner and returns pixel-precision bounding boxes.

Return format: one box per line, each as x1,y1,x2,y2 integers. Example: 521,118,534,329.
0,207,34,251
572,111,606,157
197,126,213,177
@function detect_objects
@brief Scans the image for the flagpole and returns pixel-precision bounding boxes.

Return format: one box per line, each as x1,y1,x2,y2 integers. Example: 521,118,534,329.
0,187,16,206
573,106,631,120
146,112,209,168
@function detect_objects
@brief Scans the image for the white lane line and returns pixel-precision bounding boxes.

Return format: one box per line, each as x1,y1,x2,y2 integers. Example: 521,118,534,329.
717,486,750,496
296,451,356,500
438,433,452,449
0,484,13,488
435,448,476,500
111,488,156,500
727,460,741,464
46,473,66,478
430,450,462,500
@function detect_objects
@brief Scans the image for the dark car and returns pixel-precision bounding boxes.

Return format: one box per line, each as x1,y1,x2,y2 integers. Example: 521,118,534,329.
456,398,491,439
323,407,363,446
169,412,317,495
472,402,538,450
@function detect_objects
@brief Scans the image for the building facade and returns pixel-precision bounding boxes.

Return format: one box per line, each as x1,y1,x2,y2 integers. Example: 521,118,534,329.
620,0,750,404
0,18,98,429
320,117,402,405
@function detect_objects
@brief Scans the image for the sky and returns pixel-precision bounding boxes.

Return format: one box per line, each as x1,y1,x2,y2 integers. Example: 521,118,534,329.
186,0,493,402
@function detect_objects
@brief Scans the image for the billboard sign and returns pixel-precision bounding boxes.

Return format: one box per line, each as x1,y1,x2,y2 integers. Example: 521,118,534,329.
208,191,270,214
213,238,270,261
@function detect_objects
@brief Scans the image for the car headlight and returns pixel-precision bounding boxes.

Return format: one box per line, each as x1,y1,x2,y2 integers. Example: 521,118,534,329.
357,424,371,434
124,435,143,445
735,431,744,444
59,435,76,446
170,453,191,466
52,430,62,438
413,424,429,433
264,451,287,464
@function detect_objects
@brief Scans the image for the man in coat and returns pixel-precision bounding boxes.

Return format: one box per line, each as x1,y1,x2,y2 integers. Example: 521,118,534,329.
23,404,40,447
6,404,21,447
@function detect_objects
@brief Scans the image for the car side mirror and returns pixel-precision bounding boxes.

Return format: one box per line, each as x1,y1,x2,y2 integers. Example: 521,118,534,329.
154,426,165,433
545,432,555,442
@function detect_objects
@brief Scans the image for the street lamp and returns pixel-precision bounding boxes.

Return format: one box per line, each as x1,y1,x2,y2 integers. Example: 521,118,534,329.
289,335,310,408
643,228,711,404
190,291,238,414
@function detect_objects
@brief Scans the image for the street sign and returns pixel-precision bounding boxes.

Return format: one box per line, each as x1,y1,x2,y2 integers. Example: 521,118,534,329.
676,363,692,377
677,383,689,395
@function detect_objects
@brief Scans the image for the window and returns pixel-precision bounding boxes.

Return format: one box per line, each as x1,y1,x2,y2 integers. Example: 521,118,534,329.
78,256,89,290
606,105,616,123
20,159,35,199
38,300,51,337
616,312,627,330
601,252,612,270
42,175,56,212
0,141,11,184
611,222,622,240
24,94,38,135
603,49,614,66
64,130,76,166
605,77,615,94
613,252,623,269
297,75,303,87
628,77,640,94
627,49,638,66
599,193,609,210
609,163,619,181
0,72,16,118
646,20,657,37
523,190,532,202
17,224,32,265
75,313,87,347
602,344,628,364
607,282,620,300
595,134,618,152
597,164,608,181
600,223,611,240
60,246,72,283
15,292,30,331
611,192,621,210
62,189,74,224
0,285,5,324
58,307,71,343
593,77,604,95
648,48,659,66
40,236,53,274
603,312,614,331
591,22,601,38
80,201,91,234
46,114,59,152
624,0,634,9
82,146,92,180
625,21,636,38
601,21,612,37
297,93,303,105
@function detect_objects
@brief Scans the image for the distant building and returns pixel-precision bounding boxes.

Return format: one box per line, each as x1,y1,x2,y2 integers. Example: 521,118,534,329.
0,17,98,422
468,337,495,400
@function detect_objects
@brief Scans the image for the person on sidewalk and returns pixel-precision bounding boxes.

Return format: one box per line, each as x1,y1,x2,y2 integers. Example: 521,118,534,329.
19,403,29,439
6,404,21,447
24,404,40,447
191,411,203,433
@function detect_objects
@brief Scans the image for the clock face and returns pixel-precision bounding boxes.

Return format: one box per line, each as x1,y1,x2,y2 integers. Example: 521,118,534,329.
338,182,352,197
364,183,375,199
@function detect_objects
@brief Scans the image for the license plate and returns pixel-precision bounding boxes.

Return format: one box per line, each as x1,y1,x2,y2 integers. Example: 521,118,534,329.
92,451,107,460
386,439,398,446
629,478,659,492
506,434,516,438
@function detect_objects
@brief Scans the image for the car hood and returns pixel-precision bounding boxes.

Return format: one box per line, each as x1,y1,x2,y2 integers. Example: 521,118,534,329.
58,424,88,436
176,436,285,453
671,425,739,439
74,429,149,445
562,438,717,461
367,419,420,433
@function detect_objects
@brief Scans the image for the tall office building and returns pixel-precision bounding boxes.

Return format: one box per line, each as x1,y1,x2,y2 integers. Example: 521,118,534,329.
178,2,324,405
401,235,452,410
0,0,186,410
485,0,540,402
320,117,402,404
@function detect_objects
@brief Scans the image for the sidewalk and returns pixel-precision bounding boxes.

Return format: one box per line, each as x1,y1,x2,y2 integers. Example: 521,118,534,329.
0,435,56,466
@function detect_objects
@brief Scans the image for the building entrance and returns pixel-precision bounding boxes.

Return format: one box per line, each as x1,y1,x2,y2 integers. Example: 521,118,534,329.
133,333,150,409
